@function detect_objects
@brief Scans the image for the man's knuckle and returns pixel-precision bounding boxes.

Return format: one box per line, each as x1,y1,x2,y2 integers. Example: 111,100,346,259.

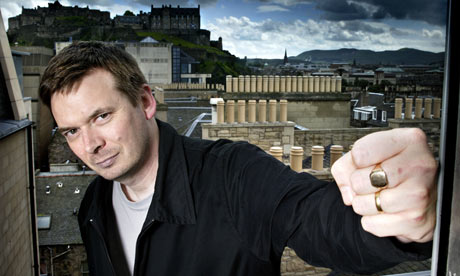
408,128,427,144
412,187,430,203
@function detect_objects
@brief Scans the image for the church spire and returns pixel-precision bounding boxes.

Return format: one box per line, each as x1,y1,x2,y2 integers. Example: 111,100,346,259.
283,49,288,65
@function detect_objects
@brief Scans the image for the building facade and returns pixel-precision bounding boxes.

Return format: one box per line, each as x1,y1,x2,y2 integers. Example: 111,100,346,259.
124,38,174,85
0,11,39,275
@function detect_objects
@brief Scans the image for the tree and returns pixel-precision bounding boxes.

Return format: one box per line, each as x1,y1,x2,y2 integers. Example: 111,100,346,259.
124,10,135,16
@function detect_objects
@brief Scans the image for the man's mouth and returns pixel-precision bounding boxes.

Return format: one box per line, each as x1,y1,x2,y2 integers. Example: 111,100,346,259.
95,153,119,169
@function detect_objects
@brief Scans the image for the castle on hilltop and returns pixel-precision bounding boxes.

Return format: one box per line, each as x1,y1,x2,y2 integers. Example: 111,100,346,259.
8,1,111,29
113,4,200,31
8,1,222,49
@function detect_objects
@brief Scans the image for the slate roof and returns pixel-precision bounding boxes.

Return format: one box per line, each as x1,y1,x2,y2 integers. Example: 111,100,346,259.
35,173,96,246
375,67,404,73
0,119,33,140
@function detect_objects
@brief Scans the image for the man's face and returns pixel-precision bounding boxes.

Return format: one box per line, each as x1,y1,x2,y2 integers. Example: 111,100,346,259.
51,69,153,181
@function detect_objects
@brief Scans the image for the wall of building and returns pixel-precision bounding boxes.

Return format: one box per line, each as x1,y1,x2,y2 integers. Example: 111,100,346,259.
288,100,350,129
281,248,331,275
0,130,35,276
202,122,295,153
294,127,386,157
12,46,55,171
125,42,173,85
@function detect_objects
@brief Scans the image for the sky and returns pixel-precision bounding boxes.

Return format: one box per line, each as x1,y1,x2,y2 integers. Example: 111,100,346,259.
0,0,448,59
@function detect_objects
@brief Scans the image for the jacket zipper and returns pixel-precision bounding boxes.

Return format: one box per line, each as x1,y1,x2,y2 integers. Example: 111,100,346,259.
133,218,156,276
89,218,117,275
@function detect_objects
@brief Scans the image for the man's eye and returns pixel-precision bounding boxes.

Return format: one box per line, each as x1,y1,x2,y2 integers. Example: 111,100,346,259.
64,129,78,137
97,113,110,120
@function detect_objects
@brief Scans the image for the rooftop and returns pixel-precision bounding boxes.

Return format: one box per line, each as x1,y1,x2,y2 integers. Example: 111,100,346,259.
36,173,95,246
0,119,33,140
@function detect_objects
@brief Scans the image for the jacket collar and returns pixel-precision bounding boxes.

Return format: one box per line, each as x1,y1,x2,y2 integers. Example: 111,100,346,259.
145,119,196,225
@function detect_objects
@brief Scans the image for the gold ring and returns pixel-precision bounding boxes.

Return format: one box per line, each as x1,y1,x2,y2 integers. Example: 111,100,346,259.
369,164,388,188
375,190,383,213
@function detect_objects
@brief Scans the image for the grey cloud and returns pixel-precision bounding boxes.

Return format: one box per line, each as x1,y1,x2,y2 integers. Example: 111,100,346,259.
390,27,410,36
67,0,114,6
93,0,214,8
254,0,447,26
257,5,290,13
327,31,359,42
341,21,385,34
131,0,191,7
195,0,220,7
259,19,282,32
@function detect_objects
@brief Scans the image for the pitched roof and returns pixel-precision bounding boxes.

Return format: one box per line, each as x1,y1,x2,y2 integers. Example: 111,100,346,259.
141,36,159,43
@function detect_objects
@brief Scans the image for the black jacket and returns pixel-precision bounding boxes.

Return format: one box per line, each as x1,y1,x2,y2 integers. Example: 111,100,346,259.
78,120,430,276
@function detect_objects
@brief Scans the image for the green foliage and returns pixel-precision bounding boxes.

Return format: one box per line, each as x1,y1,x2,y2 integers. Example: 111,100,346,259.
124,10,135,16
354,79,370,89
198,60,252,84
55,16,94,27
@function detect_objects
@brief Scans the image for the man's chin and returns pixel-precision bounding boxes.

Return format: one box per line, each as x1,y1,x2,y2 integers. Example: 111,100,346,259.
93,167,124,181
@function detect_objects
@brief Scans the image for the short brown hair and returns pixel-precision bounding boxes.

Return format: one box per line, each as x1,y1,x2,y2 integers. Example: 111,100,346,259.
39,41,147,109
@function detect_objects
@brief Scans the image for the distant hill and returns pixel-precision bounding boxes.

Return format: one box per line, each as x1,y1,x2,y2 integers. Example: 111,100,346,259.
295,48,444,65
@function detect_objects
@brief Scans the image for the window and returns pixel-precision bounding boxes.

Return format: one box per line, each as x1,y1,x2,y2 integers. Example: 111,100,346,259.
81,261,89,275
372,109,377,120
382,111,387,122
37,215,51,230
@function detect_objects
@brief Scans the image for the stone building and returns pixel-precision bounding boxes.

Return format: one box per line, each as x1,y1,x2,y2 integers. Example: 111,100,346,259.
124,38,174,85
148,4,200,30
8,1,111,30
0,11,39,275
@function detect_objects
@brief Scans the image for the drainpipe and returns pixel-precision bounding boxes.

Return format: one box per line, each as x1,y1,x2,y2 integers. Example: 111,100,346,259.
27,125,39,276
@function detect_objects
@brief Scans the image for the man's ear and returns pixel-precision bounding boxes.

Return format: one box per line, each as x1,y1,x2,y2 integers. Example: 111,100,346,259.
140,84,156,120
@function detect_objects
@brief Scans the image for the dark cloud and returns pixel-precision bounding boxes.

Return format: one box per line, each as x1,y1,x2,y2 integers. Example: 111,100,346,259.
147,0,218,7
341,21,385,34
255,0,447,26
323,0,447,26
68,0,114,6
132,0,192,7
94,0,216,8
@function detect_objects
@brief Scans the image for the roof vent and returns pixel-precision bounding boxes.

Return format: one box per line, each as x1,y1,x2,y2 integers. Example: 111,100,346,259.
56,181,63,188
74,187,80,194
45,185,51,194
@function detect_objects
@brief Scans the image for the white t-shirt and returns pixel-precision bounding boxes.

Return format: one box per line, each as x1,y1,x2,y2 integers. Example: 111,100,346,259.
112,181,153,276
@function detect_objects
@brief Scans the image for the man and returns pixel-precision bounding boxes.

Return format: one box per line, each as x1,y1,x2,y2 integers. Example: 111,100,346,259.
39,41,436,275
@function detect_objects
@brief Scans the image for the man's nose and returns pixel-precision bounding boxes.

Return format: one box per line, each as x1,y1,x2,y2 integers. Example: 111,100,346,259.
82,128,104,154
